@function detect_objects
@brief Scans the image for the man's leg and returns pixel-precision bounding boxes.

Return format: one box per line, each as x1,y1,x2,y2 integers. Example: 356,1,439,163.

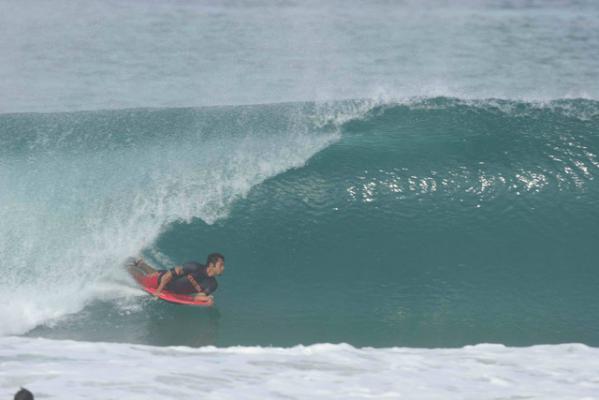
133,259,157,275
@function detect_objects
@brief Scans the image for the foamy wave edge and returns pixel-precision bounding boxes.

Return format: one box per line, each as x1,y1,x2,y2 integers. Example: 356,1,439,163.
2,336,598,400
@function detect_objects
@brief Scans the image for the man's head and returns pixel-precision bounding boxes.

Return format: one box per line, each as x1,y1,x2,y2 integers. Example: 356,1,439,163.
206,253,225,277
14,388,34,400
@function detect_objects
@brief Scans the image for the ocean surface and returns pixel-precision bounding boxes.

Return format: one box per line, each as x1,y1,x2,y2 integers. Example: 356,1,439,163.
1,0,599,398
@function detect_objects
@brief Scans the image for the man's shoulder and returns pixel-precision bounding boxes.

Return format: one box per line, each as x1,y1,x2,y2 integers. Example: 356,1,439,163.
181,261,205,274
183,260,204,268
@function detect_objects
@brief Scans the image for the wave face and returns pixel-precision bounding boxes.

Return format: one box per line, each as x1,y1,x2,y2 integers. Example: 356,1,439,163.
1,337,598,400
0,103,342,336
3,98,599,347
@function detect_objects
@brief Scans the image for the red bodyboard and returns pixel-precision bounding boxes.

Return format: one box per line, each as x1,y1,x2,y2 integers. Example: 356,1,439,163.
132,269,213,307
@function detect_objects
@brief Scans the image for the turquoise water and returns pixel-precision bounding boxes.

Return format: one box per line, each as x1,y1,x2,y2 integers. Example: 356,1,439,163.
1,0,598,349
4,2,599,399
1,98,597,347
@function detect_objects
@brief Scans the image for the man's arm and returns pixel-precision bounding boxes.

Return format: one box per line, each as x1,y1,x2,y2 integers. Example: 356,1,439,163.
154,266,187,295
187,275,209,297
154,271,173,295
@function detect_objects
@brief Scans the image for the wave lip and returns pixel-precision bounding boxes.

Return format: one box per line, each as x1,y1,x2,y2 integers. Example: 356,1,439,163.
0,102,356,336
1,337,598,399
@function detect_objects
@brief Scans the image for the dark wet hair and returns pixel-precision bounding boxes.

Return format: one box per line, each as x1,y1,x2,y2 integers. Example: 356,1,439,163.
15,388,34,400
206,252,225,265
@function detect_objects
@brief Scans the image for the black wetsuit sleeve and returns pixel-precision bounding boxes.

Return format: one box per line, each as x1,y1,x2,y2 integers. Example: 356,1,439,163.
199,278,218,295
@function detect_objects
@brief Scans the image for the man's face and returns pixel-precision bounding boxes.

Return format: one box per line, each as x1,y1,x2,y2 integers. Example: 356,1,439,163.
213,259,225,276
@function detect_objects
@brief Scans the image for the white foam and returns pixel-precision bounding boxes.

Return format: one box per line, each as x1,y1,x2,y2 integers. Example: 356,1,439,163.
0,337,598,400
0,106,341,336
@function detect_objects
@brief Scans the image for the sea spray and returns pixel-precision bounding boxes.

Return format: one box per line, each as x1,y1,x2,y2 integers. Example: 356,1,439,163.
0,102,367,335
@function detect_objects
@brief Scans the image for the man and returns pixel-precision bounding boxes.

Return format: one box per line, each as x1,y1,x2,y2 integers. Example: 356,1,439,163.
131,253,225,299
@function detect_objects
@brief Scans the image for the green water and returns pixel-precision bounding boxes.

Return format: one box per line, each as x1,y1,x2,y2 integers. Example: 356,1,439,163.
10,98,597,347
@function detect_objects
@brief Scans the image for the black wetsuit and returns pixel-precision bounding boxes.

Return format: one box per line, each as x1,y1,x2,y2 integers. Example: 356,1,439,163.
160,261,218,295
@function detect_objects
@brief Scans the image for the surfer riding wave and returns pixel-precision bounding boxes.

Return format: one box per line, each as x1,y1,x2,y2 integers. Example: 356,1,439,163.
128,253,225,301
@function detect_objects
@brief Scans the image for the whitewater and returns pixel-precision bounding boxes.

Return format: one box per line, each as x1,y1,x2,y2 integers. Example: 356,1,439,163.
1,0,599,399
2,337,599,400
